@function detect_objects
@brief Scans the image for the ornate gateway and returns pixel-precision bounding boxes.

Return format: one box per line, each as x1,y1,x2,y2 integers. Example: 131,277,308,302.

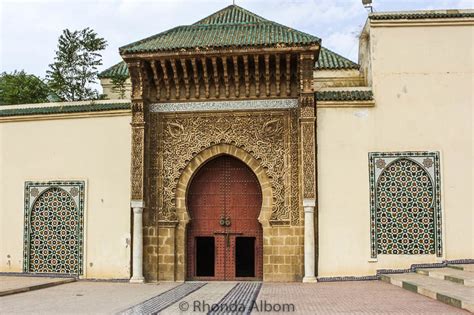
121,5,319,282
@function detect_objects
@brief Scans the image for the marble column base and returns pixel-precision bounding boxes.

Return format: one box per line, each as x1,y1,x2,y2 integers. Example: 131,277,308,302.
302,276,318,283
130,277,145,284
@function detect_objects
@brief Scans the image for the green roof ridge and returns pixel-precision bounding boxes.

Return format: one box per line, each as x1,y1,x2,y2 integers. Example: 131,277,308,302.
193,5,268,25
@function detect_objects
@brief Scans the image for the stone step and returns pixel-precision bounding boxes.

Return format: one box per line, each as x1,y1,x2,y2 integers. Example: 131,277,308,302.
416,267,474,287
381,273,474,312
448,264,474,272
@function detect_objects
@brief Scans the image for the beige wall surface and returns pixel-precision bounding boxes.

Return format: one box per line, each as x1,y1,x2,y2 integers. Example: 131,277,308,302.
100,78,132,100
0,115,132,279
318,21,473,276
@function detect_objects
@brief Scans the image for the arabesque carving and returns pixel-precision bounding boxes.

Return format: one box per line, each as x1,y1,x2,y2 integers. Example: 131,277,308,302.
149,110,299,223
301,123,316,199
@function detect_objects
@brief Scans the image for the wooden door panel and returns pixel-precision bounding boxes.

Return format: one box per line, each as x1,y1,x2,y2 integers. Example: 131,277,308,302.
187,155,263,280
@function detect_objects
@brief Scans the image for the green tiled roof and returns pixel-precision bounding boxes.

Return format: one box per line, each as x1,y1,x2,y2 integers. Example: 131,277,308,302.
120,5,320,54
316,47,359,70
98,61,129,79
316,90,373,102
0,102,131,117
370,10,474,20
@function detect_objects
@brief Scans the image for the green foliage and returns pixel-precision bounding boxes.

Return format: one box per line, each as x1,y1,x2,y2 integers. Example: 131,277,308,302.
110,73,129,99
0,70,51,105
46,28,107,101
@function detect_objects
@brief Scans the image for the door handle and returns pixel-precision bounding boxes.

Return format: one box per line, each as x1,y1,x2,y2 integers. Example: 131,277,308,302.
219,215,231,227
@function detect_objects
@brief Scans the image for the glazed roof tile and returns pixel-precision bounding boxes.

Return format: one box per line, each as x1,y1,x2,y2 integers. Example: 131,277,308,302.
370,10,474,20
98,61,130,79
316,47,359,70
119,5,320,54
0,101,131,117
316,90,373,102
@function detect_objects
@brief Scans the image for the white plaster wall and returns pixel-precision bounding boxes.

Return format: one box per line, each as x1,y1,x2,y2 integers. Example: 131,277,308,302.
0,115,132,279
318,22,473,276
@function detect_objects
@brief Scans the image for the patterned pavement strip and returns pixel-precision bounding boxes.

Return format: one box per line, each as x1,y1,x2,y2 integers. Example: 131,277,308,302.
119,282,207,315
208,282,262,315
160,282,237,315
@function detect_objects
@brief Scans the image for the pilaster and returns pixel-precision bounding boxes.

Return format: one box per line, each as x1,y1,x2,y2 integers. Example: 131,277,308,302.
128,60,152,282
299,52,318,282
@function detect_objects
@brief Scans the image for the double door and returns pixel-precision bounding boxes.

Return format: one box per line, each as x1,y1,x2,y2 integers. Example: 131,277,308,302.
186,155,263,280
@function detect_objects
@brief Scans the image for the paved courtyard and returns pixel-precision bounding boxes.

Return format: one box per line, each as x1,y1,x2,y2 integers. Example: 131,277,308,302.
0,278,468,314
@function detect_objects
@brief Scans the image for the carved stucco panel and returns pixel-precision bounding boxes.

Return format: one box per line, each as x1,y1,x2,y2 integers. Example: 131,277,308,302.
301,122,316,199
151,110,299,224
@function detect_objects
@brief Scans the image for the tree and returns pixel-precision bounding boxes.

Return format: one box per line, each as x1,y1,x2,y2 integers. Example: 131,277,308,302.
46,28,107,101
0,71,51,105
110,73,129,99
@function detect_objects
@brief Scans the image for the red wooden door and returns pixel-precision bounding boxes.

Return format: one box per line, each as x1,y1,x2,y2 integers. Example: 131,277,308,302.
186,155,263,280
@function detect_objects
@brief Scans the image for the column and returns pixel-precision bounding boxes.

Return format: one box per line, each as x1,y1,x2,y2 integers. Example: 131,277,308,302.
303,198,317,283
130,200,145,283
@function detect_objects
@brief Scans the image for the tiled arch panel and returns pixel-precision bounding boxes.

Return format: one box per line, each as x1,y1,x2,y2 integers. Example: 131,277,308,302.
369,152,442,258
23,181,85,274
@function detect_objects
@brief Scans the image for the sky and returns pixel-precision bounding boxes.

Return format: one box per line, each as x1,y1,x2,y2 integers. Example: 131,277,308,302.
1,0,472,91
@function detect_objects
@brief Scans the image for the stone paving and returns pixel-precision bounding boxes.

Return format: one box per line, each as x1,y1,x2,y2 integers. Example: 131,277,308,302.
0,281,179,314
0,280,468,314
255,281,468,314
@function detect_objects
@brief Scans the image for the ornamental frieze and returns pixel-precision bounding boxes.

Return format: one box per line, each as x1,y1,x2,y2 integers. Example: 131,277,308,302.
148,109,300,224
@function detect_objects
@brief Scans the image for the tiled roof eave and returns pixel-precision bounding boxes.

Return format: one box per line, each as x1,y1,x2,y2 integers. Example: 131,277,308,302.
316,65,360,70
120,43,320,58
369,11,474,20
0,102,131,119
316,90,374,102
120,41,320,57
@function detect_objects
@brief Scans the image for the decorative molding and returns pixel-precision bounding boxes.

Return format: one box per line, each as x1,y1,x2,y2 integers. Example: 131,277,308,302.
127,52,301,102
121,46,319,61
131,200,145,208
150,99,298,113
23,181,85,275
130,61,148,203
369,151,442,258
